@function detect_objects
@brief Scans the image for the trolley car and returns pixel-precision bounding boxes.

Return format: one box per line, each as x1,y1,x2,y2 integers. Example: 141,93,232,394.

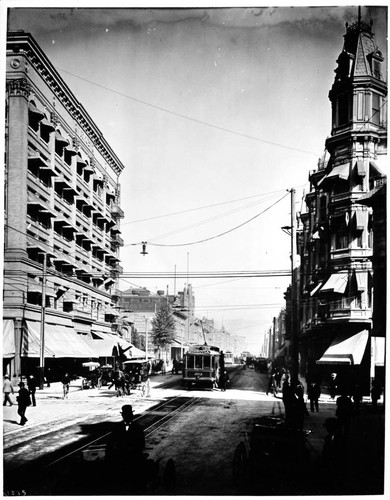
224,351,235,365
182,344,221,389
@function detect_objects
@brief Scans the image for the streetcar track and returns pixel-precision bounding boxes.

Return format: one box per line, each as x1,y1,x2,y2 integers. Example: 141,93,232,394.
4,392,201,480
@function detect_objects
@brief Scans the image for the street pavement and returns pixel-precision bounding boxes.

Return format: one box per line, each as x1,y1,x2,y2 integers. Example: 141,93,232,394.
3,370,387,496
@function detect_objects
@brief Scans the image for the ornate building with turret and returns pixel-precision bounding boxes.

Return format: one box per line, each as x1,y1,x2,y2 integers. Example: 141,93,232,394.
297,12,387,392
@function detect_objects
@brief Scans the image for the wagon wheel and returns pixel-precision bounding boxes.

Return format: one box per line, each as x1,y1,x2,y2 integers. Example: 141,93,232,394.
162,459,176,494
232,441,248,487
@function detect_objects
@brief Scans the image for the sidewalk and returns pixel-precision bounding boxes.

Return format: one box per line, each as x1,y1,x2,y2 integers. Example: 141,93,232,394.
3,372,179,434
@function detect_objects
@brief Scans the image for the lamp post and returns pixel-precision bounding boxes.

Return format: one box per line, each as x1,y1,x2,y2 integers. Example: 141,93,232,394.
145,316,149,360
282,188,299,381
290,188,299,382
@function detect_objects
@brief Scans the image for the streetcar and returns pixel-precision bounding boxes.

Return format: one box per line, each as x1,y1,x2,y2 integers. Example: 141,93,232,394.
182,344,221,389
224,351,235,365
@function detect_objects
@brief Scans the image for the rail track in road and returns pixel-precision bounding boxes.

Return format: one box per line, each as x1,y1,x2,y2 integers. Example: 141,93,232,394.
3,393,202,495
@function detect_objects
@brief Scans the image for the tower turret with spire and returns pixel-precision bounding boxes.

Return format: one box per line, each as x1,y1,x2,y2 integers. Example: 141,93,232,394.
327,8,387,157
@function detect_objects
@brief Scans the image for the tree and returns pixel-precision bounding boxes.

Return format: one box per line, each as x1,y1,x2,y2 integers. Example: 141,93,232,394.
151,303,176,357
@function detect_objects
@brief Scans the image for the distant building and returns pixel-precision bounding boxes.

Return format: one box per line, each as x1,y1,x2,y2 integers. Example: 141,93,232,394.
4,32,125,379
297,14,387,391
119,285,196,360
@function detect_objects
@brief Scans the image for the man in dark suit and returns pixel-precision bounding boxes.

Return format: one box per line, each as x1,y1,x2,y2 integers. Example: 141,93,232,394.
27,375,37,406
16,382,31,425
105,405,146,493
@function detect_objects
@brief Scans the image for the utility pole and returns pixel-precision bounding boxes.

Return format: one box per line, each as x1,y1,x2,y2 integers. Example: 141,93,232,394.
290,188,299,382
272,316,276,360
39,253,47,390
145,316,149,360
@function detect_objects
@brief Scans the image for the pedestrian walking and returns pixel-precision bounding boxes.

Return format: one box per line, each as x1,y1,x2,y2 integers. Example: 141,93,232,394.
161,360,166,375
45,367,51,387
3,374,14,406
16,381,31,425
335,392,354,435
352,383,362,414
266,372,277,396
370,379,382,411
27,374,37,406
61,373,70,399
307,381,321,412
322,417,347,484
328,373,338,399
219,370,229,391
289,380,309,431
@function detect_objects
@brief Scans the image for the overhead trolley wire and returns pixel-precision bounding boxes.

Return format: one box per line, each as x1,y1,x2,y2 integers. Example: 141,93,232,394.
130,191,289,247
123,189,287,225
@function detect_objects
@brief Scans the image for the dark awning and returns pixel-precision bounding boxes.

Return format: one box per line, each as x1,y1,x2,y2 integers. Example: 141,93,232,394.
316,330,369,365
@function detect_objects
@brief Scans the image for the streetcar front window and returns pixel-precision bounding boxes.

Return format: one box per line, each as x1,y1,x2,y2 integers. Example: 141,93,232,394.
195,356,203,369
187,356,195,369
203,357,211,369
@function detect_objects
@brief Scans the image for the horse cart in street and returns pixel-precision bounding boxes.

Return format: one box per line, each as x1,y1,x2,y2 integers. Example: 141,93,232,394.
232,416,312,494
123,359,151,397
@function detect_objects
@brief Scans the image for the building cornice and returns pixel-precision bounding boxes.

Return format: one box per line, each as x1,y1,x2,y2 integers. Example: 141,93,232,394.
7,31,125,177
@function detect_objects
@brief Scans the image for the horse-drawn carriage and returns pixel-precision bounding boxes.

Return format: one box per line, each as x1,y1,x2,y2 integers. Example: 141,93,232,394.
232,416,312,494
123,360,151,397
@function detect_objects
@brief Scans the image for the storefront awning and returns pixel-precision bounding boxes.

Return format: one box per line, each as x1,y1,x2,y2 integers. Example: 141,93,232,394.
372,337,385,367
85,332,145,358
318,162,350,186
275,344,288,358
354,210,367,231
320,272,349,294
23,321,97,358
316,330,369,365
356,160,365,176
355,270,367,292
3,320,15,358
310,282,323,296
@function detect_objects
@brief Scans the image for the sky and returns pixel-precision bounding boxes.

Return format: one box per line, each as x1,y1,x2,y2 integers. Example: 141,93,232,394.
1,1,388,354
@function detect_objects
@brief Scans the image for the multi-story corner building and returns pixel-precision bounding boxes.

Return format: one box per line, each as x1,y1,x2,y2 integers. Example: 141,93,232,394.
298,14,387,392
4,32,125,379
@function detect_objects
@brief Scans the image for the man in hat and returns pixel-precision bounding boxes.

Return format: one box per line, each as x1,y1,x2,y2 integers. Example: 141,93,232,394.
16,381,31,425
105,405,146,492
106,405,145,461
3,375,14,406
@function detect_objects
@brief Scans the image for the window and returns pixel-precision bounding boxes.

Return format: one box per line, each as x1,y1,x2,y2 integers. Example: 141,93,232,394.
372,93,380,125
334,231,349,250
337,95,350,126
195,356,203,369
372,59,381,79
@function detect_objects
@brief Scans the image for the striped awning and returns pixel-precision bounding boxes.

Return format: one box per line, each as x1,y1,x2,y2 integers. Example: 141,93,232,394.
320,272,349,294
23,321,96,358
317,330,369,365
3,320,15,358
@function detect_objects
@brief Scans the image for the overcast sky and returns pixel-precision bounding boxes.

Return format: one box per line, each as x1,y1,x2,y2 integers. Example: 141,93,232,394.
2,2,388,353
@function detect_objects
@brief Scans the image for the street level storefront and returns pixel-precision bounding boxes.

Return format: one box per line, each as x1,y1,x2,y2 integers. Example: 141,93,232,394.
3,319,145,381
314,329,384,393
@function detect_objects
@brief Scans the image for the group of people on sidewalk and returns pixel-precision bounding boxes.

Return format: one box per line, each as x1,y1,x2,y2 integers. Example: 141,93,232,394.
3,374,37,425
